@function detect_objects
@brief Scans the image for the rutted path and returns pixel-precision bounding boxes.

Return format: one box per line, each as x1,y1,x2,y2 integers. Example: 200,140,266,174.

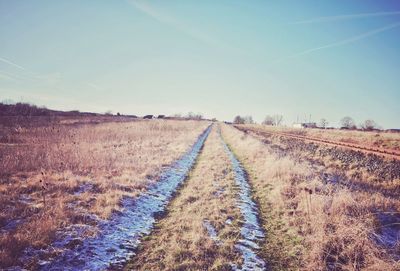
126,125,242,270
38,125,211,271
126,125,267,270
220,133,267,270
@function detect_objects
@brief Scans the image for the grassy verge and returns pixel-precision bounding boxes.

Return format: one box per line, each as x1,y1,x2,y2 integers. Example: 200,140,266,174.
0,119,208,268
221,126,305,270
126,126,242,270
221,124,400,270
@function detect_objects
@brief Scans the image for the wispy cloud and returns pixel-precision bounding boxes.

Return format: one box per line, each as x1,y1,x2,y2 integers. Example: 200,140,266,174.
0,56,103,103
0,56,27,71
292,11,400,24
275,21,400,62
0,56,41,81
127,0,239,52
0,57,63,84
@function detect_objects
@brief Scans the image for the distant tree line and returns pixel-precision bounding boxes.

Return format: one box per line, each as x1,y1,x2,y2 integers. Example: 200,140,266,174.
232,112,381,131
233,114,283,126
339,116,379,131
233,115,254,124
0,102,52,116
186,112,203,120
262,114,283,126
0,101,119,118
168,112,204,120
0,102,96,117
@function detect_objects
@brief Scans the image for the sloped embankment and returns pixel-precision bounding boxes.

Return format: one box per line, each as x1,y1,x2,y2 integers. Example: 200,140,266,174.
223,124,400,270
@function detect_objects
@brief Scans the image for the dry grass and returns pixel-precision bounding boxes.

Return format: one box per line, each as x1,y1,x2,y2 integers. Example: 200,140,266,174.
0,118,208,268
221,124,400,270
126,125,242,270
238,124,400,188
243,124,400,152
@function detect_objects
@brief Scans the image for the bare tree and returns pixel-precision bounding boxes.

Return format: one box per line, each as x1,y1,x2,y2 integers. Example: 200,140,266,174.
262,115,274,125
186,112,203,120
360,119,378,131
243,115,254,124
319,118,328,128
263,114,283,126
193,113,203,120
340,116,356,129
274,114,283,126
233,115,245,124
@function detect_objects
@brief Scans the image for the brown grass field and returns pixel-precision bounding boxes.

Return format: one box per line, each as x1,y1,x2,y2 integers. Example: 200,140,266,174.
221,124,400,270
1,118,399,270
0,117,208,268
239,124,400,156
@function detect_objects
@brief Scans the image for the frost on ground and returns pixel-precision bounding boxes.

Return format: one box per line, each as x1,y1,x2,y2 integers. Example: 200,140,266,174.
374,211,400,260
203,219,221,245
221,136,267,271
16,126,211,271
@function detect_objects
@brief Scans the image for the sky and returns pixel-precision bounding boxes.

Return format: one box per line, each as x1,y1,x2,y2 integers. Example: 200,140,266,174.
0,0,399,128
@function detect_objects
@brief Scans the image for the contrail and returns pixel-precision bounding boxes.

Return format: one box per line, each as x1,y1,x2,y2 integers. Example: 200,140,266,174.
128,0,218,46
0,56,27,71
0,56,41,80
276,21,400,62
292,11,400,24
127,0,240,53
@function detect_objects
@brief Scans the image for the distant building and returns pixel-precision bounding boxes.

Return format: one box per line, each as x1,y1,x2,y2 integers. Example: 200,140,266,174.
293,122,317,129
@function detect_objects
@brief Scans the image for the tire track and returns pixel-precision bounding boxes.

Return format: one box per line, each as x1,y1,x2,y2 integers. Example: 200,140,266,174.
126,125,243,270
220,133,267,270
38,125,212,271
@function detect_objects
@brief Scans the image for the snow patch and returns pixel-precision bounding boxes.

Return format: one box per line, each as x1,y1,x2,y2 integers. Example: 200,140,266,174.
221,136,267,270
203,219,221,245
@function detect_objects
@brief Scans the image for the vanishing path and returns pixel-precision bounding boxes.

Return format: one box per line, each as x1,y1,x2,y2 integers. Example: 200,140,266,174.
127,125,267,270
235,125,400,160
220,133,267,270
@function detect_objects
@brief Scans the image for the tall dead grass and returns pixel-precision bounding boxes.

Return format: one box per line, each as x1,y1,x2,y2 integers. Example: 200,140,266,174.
221,124,400,270
0,119,208,268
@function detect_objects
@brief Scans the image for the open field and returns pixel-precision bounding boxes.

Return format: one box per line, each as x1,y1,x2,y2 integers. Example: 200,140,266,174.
222,124,400,270
236,124,400,159
1,119,399,270
0,117,208,268
2,1,400,270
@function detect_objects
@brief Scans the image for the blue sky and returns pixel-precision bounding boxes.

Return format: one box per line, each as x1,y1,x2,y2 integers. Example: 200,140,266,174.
0,0,399,128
